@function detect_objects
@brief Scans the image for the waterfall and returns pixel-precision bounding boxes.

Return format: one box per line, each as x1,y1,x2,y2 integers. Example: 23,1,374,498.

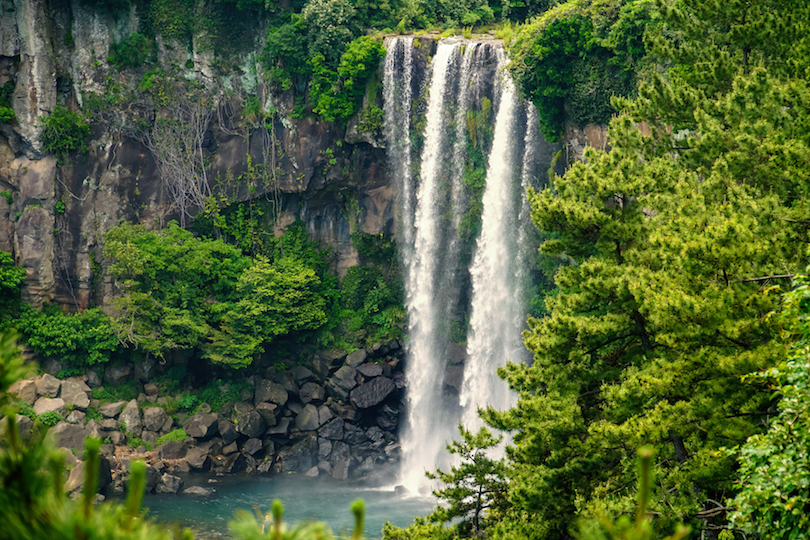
460,52,530,431
384,37,416,260
383,38,560,493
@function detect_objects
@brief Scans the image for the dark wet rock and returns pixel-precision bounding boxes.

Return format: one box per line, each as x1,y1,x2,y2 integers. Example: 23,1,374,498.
86,370,102,388
143,407,168,432
183,413,218,439
356,363,383,378
295,404,321,431
52,422,88,450
287,401,303,415
156,474,183,494
318,438,332,460
444,364,464,394
345,349,367,368
327,366,357,400
99,401,126,418
254,379,288,407
272,371,300,397
232,402,253,415
197,438,225,456
291,366,315,384
243,438,263,455
330,441,352,480
103,364,131,387
236,411,266,439
134,358,156,382
318,405,333,426
157,439,191,460
319,418,344,441
119,400,142,434
266,417,290,437
311,350,346,378
350,377,395,409
343,423,366,445
217,418,239,444
276,439,313,472
220,452,247,473
376,404,399,431
392,371,407,390
222,441,239,455
255,402,278,426
185,446,212,471
394,485,410,496
299,382,325,404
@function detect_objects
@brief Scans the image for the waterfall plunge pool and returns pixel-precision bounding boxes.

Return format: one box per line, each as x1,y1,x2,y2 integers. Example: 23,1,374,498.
142,474,436,539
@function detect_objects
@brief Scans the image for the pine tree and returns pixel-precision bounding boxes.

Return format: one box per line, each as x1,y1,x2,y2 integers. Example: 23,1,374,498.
486,0,810,538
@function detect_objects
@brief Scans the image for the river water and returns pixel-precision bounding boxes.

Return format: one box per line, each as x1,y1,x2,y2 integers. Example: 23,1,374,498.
143,474,435,539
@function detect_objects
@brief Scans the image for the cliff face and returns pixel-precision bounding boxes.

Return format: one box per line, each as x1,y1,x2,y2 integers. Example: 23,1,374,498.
0,1,605,310
0,0,436,311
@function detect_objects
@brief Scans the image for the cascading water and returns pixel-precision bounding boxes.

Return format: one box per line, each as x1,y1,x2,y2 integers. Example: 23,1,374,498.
385,37,562,492
460,52,530,431
399,42,459,492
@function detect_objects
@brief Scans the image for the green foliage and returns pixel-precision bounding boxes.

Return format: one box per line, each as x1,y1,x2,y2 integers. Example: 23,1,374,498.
54,201,65,214
41,106,90,160
35,411,61,428
262,22,312,90
301,0,361,66
729,267,810,539
108,33,153,69
0,190,12,205
358,106,384,132
155,428,189,447
0,79,16,124
147,0,195,43
91,380,139,403
15,305,118,370
177,392,198,411
85,406,102,422
104,220,335,367
0,106,15,124
0,250,25,320
311,36,385,123
351,231,397,267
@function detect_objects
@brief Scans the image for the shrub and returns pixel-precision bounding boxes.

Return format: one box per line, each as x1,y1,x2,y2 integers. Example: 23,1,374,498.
155,428,189,447
108,33,153,69
36,411,61,428
41,106,90,159
177,392,198,411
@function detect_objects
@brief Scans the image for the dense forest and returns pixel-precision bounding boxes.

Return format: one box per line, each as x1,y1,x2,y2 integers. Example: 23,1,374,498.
1,0,810,538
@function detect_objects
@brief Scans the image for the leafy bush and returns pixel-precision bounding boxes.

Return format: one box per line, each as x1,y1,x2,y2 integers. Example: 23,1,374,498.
0,106,15,124
85,406,102,422
91,380,139,403
155,428,189,447
108,33,153,69
177,392,198,411
35,411,61,428
41,106,90,159
301,0,361,65
0,251,25,321
15,305,118,370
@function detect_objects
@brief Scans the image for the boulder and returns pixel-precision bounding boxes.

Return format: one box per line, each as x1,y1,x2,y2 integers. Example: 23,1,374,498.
331,403,358,422
185,446,212,471
220,452,247,473
291,366,315,384
318,406,334,426
65,410,86,425
183,486,215,496
217,418,239,444
356,363,383,378
271,371,300,396
182,412,218,439
52,422,87,450
376,404,399,431
197,438,225,456
295,404,321,431
156,474,183,494
232,402,253,415
161,417,174,433
345,349,367,368
343,423,367,446
276,439,313,472
9,378,37,405
327,366,357,400
288,401,304,415
392,371,407,390
311,350,346,379
109,431,127,446
16,415,33,438
350,377,395,409
99,418,118,431
318,438,332,460
319,418,344,441
86,419,103,438
305,466,319,477
330,441,351,480
144,383,159,396
236,411,266,439
266,417,290,437
99,401,126,418
141,431,157,446
222,441,239,455
157,439,191,460
119,400,142,434
104,364,132,387
254,379,288,407
60,379,90,410
255,402,278,427
86,370,102,388
65,455,112,495
36,374,61,397
243,438,263,455
444,364,464,394
143,407,169,432
299,382,325,404
33,397,65,416
134,358,156,382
